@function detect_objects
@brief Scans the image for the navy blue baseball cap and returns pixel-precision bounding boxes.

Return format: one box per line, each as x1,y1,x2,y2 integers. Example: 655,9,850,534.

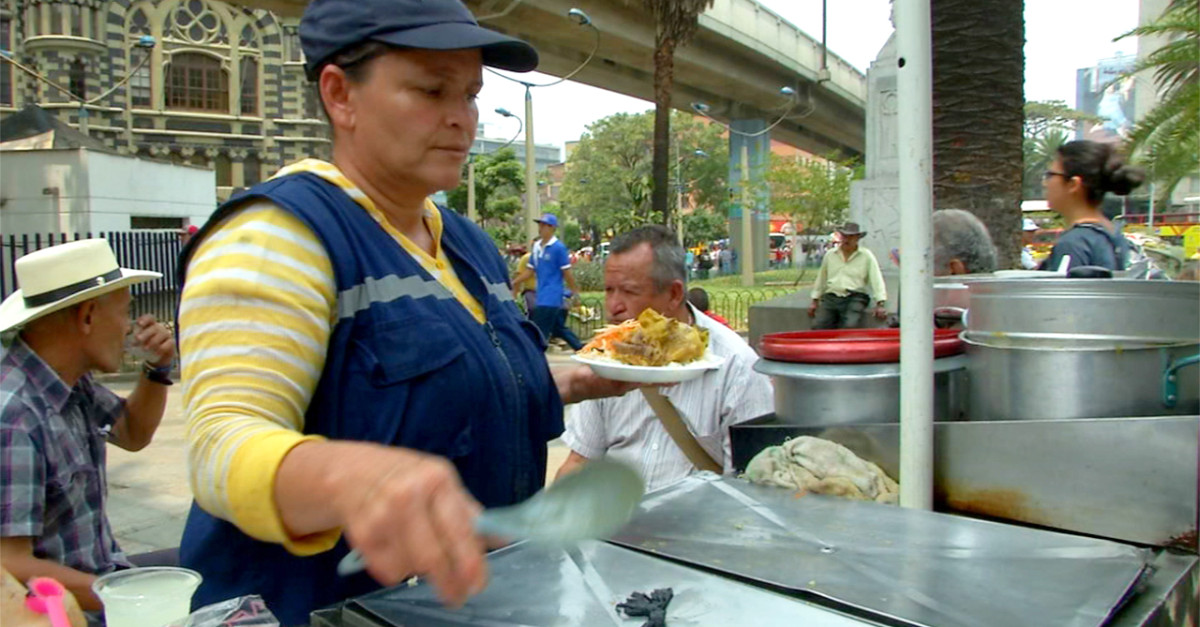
300,0,539,81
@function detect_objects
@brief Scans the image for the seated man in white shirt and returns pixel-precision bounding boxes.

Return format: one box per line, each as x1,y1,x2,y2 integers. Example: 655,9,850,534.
556,226,774,492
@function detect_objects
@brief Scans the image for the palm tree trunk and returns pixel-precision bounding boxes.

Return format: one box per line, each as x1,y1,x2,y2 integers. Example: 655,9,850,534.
931,0,1025,268
652,31,675,226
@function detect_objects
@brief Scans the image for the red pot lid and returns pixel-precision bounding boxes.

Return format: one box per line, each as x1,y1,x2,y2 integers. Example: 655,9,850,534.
758,328,964,364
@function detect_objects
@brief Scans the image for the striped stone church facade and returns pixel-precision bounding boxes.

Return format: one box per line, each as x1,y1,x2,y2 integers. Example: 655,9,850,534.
0,0,330,194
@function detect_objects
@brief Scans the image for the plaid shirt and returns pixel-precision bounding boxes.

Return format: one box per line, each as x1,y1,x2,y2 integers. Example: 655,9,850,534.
0,337,132,574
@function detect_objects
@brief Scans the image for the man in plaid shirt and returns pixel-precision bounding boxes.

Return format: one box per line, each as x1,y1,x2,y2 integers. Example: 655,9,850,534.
0,239,175,611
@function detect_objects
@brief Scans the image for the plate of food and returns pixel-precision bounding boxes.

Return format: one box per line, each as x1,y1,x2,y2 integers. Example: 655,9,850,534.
572,309,725,383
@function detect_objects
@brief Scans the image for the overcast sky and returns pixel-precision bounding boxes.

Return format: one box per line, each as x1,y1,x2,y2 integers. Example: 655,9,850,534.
473,0,1142,151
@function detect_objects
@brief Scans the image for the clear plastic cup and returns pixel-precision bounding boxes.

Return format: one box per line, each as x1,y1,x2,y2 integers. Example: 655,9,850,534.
92,567,202,627
124,328,157,363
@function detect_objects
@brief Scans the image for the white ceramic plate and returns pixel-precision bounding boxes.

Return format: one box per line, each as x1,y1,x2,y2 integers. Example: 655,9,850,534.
991,269,1063,279
571,352,726,383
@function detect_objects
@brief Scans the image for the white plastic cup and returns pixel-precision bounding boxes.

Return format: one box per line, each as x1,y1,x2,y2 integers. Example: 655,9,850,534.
92,567,202,627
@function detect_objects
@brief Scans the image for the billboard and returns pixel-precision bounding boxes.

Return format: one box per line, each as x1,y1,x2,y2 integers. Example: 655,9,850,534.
1075,55,1137,143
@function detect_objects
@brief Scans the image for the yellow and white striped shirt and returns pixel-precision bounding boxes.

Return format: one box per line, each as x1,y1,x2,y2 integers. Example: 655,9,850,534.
180,159,483,554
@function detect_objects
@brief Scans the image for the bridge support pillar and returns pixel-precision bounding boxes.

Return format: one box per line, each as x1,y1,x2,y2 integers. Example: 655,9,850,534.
728,119,771,274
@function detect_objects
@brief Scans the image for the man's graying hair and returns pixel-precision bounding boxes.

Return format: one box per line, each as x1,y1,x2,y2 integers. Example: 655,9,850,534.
608,225,686,292
931,209,997,275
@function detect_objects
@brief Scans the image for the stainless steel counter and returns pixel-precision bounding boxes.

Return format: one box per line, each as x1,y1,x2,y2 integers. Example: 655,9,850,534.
332,539,881,626
316,475,1199,626
610,475,1155,627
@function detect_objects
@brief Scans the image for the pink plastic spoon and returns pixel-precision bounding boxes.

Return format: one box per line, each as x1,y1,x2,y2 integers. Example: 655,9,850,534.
24,577,72,627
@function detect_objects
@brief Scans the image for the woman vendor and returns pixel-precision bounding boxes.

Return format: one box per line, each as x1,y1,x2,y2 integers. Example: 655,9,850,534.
176,0,632,621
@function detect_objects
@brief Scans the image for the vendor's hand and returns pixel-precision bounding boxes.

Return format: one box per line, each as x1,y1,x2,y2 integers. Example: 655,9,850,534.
132,315,175,367
554,365,644,404
873,305,888,320
807,302,818,318
335,447,487,607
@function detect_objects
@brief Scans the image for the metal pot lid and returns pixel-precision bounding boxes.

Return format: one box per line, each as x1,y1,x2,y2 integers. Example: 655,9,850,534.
966,277,1200,298
754,353,968,379
757,328,964,364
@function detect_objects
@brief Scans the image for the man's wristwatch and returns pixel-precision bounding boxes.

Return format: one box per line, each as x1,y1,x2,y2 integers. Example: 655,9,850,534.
142,362,174,386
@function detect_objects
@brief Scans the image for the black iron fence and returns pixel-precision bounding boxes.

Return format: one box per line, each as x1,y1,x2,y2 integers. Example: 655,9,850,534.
2,231,184,325
565,287,795,339
4,232,798,346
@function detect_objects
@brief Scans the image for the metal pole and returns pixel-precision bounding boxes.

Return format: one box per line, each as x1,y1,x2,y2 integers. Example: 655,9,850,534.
896,0,934,511
676,142,685,245
1148,181,1156,228
524,86,539,242
821,0,828,72
467,158,477,223
740,145,754,287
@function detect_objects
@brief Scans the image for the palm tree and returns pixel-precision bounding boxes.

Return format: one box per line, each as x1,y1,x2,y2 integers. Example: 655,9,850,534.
629,0,716,229
1118,0,1199,203
930,0,1026,268
1023,128,1069,200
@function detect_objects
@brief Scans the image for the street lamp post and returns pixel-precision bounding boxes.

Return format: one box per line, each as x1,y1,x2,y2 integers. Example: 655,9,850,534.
524,86,538,241
467,157,477,223
470,108,524,225
740,145,754,287
675,146,708,246
485,8,599,242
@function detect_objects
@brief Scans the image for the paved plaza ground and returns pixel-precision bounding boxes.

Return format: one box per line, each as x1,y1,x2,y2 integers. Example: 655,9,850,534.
104,351,578,554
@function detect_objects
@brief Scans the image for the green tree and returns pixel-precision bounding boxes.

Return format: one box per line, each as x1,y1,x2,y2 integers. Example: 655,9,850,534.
559,221,584,250
1023,129,1070,200
628,0,716,227
484,197,525,249
561,111,728,239
1117,0,1199,203
681,208,728,246
1023,100,1100,138
445,148,524,248
766,153,858,240
673,114,730,222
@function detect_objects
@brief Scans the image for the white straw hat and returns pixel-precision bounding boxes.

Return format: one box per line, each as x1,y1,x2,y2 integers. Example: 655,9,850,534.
0,239,161,333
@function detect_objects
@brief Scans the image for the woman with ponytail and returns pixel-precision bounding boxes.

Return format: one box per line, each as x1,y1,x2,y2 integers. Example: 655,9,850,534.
1041,140,1145,271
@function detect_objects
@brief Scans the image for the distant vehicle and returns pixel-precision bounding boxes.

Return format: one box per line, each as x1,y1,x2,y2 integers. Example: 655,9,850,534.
769,232,786,249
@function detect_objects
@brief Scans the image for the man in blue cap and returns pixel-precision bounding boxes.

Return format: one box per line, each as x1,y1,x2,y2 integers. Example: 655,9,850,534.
512,213,584,351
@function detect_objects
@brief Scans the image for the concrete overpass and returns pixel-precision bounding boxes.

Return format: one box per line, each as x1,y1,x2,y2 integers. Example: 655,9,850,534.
243,0,869,269
469,0,867,157
244,0,867,157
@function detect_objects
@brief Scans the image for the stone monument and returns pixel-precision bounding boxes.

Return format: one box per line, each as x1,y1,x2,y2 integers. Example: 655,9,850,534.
849,29,902,303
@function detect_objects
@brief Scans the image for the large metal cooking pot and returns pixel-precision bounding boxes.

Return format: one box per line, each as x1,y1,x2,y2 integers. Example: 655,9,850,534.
963,333,1200,420
933,273,999,311
753,355,969,426
964,279,1200,343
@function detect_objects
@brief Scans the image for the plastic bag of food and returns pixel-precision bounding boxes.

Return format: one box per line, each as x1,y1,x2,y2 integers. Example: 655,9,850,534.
167,595,278,627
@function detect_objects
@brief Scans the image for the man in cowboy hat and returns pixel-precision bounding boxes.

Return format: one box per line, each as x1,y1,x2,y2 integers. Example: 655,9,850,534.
808,222,888,329
0,239,176,611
